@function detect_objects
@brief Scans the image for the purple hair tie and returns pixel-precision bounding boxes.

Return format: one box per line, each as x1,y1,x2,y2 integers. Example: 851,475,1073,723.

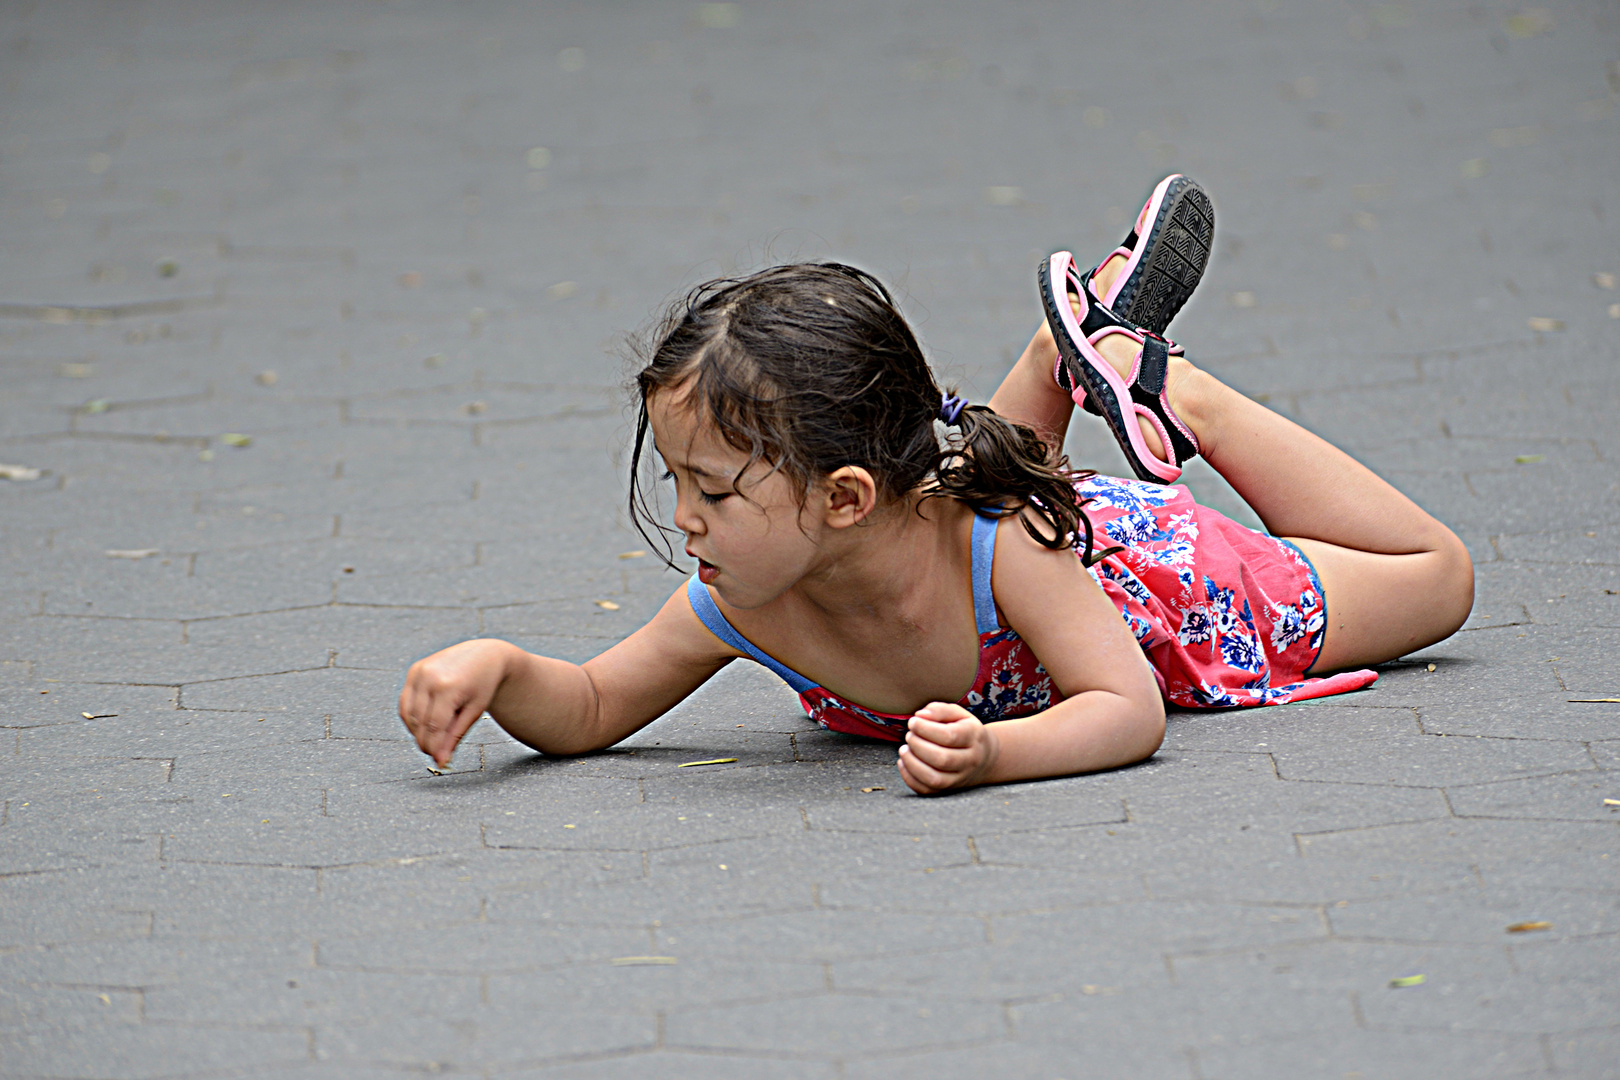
939,393,968,426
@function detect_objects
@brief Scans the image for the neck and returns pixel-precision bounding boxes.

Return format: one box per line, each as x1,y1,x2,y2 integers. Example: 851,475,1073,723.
791,492,967,621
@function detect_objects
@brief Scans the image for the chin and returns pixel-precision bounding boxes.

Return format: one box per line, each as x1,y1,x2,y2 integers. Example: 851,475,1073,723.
707,577,781,612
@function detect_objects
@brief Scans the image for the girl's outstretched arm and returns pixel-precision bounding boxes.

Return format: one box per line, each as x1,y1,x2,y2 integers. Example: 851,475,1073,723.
897,515,1166,795
400,585,738,766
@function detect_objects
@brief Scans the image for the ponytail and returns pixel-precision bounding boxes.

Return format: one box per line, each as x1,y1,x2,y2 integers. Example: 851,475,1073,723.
929,404,1121,568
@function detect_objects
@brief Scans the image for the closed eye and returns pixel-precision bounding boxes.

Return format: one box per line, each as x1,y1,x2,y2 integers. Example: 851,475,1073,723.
664,468,729,505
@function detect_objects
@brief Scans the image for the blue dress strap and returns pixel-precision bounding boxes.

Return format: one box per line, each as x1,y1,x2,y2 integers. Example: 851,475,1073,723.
685,576,817,694
970,513,1001,635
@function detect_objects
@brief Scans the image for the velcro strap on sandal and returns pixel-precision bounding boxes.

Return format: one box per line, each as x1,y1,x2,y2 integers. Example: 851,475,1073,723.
1137,334,1170,396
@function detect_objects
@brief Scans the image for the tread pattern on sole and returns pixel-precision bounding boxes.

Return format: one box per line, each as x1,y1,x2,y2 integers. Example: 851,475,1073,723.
1117,181,1215,336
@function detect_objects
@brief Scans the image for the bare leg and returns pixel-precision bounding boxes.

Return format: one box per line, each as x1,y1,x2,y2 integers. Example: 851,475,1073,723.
989,324,1474,672
987,320,1075,448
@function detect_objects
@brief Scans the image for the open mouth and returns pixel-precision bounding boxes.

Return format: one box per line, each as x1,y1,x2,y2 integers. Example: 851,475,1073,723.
694,557,718,584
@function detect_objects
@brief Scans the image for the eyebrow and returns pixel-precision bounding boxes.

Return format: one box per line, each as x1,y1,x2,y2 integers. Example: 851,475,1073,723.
652,444,720,479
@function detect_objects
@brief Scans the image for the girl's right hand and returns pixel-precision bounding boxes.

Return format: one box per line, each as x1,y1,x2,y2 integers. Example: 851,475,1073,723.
399,638,516,767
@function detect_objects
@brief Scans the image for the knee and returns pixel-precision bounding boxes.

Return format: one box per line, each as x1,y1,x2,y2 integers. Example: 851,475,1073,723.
1433,531,1475,637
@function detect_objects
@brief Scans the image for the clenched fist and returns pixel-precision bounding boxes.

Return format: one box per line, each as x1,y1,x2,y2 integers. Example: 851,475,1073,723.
896,701,1001,795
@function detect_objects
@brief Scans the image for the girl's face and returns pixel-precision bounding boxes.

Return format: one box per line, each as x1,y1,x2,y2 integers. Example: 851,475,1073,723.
648,388,828,610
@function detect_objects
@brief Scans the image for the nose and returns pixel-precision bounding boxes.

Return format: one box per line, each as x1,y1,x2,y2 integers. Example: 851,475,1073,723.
671,488,703,537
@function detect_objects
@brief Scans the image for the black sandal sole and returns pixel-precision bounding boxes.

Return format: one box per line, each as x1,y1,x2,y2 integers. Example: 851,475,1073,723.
1113,177,1215,336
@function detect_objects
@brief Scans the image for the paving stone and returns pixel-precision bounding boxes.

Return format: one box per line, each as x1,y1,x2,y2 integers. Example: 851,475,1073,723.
842,1038,1195,1080
482,800,805,855
143,968,481,1026
7,612,315,684
820,862,1146,916
644,829,974,893
1119,750,1452,833
486,953,826,1014
485,868,815,928
1012,984,1359,1063
665,993,1003,1057
0,1022,312,1079
1194,1029,1547,1080
312,1005,656,1069
1269,714,1594,788
1356,958,1620,1035
1545,1029,1620,1079
1418,695,1620,742
0,682,179,729
1328,886,1620,946
1295,819,1620,867
0,934,317,988
1141,856,1482,906
1447,770,1620,823
802,774,1125,836
973,821,1299,875
315,920,652,977
184,603,481,672
831,935,1169,1004
0,984,145,1028
519,1053,837,1079
656,908,987,965
1473,847,1620,893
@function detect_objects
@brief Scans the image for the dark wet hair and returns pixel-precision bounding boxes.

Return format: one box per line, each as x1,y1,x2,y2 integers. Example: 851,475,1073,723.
628,262,1115,566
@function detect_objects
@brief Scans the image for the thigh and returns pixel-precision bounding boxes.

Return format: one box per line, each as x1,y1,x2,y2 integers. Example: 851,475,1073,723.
1287,537,1475,674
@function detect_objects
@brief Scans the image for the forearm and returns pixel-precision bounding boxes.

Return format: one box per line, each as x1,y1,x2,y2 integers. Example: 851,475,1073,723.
485,644,609,756
981,689,1165,784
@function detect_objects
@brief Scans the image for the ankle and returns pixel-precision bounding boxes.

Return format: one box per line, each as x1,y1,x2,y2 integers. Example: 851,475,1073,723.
1166,358,1220,448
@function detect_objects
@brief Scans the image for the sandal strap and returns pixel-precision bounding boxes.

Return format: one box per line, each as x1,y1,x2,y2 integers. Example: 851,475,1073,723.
1040,250,1200,484
1052,268,1184,416
1130,334,1200,466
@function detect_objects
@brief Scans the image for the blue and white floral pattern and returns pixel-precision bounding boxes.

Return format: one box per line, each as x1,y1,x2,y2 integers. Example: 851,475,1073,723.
1072,475,1369,711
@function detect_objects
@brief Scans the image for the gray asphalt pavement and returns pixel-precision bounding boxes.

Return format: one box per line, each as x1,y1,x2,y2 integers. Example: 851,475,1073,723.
2,2,1617,1077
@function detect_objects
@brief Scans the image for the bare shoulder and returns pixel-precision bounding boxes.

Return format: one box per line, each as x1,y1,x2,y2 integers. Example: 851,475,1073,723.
988,510,1100,607
989,509,1153,697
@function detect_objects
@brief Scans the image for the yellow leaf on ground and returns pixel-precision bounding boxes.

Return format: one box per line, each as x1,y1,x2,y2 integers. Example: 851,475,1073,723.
1506,921,1552,932
678,758,738,768
1389,974,1426,988
1505,8,1553,37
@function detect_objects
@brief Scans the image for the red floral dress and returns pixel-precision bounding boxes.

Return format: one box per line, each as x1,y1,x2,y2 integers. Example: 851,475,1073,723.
686,475,1376,743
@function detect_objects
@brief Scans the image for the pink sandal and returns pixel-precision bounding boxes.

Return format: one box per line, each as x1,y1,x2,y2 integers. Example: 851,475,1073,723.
1090,174,1214,335
1040,251,1200,484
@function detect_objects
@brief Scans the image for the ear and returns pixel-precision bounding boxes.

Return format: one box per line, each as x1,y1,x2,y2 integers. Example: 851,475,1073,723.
819,466,879,529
